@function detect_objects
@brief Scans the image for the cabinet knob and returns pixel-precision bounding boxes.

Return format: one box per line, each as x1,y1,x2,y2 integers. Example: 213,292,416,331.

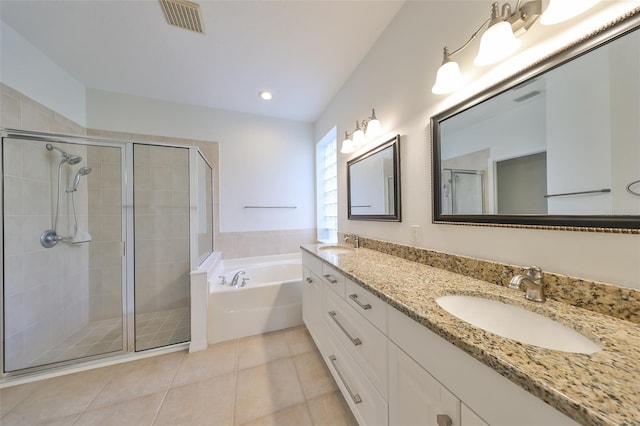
436,414,452,426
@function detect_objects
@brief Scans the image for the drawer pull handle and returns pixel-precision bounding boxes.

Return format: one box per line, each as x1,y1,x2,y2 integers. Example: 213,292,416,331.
349,294,372,310
436,414,452,426
323,274,338,284
328,311,362,345
305,277,313,283
329,355,362,405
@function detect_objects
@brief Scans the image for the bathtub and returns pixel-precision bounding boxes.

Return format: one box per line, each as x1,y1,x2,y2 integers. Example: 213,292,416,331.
207,253,303,344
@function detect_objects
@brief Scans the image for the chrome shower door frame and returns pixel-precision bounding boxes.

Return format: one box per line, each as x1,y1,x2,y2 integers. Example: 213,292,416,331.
0,129,130,376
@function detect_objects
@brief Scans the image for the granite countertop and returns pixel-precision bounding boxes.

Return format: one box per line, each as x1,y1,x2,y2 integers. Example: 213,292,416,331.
301,244,640,426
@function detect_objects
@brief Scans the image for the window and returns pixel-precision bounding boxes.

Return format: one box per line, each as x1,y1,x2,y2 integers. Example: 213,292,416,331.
316,127,338,243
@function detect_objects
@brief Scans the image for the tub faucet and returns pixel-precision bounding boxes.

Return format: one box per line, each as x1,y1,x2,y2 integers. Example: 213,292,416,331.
344,234,359,248
509,266,545,302
231,270,246,288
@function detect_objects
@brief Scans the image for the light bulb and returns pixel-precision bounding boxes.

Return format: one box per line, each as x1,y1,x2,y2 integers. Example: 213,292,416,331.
341,138,355,154
259,91,273,101
352,128,365,146
474,21,521,67
540,0,601,25
365,118,381,138
432,60,464,94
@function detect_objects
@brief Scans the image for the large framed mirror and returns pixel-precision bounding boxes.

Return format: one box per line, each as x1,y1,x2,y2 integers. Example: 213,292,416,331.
347,135,401,221
431,9,640,233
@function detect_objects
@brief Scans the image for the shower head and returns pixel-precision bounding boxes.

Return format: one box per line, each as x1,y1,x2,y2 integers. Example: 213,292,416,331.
71,166,92,191
46,143,83,165
67,155,82,165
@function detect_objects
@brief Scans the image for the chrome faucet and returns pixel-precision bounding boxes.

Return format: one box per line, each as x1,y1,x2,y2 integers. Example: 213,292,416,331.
343,234,359,248
231,270,246,287
509,266,545,302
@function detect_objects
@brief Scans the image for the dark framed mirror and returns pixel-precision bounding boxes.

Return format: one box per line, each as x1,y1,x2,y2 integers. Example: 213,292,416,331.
347,135,401,221
431,10,640,233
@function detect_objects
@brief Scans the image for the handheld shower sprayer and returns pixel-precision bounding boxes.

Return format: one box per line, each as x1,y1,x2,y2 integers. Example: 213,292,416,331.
68,167,92,192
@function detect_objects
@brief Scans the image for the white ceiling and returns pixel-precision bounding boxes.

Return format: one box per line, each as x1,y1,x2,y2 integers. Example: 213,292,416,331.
0,0,405,123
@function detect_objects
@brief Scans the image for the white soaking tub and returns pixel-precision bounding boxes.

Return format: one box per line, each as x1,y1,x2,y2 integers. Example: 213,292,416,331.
207,253,303,344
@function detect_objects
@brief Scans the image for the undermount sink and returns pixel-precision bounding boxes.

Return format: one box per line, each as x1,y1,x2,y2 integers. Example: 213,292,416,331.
436,295,602,354
319,245,355,254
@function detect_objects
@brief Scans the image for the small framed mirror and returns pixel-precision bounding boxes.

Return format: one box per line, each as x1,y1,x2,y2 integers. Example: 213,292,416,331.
347,135,401,221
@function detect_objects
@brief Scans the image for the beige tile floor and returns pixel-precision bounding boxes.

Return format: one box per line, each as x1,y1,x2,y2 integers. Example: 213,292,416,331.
0,326,358,426
29,308,191,371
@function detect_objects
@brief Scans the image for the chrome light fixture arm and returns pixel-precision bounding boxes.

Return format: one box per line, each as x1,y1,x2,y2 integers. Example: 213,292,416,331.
444,17,492,61
432,1,545,95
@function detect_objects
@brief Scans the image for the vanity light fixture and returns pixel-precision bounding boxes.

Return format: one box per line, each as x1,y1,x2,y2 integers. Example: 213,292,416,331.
540,0,601,25
341,109,382,154
431,0,600,95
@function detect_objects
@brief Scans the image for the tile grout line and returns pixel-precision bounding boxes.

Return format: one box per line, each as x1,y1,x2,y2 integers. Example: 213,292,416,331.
150,349,187,425
285,330,317,425
70,367,116,425
231,338,240,426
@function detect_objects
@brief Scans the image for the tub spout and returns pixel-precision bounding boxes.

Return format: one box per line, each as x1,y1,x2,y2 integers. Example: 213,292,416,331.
231,270,246,287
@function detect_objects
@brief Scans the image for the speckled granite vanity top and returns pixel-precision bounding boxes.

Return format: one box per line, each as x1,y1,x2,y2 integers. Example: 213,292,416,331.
301,244,640,426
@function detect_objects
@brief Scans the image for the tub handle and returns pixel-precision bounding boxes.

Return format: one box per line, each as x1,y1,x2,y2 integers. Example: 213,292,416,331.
328,311,362,346
305,277,313,284
329,355,362,405
323,274,338,284
349,294,372,310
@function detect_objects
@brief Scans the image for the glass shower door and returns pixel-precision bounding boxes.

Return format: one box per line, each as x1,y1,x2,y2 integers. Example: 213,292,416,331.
133,144,190,351
2,136,126,372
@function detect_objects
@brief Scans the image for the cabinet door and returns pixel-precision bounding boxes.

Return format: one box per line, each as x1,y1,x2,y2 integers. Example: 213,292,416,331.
389,343,460,426
461,403,489,426
303,267,324,347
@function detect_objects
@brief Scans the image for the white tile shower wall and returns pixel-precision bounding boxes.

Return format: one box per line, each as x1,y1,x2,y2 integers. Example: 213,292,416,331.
86,144,124,322
134,144,190,315
2,137,91,370
1,83,93,370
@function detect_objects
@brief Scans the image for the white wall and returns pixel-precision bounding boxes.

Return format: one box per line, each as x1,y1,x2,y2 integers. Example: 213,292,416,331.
0,21,86,126
315,1,640,289
86,89,315,233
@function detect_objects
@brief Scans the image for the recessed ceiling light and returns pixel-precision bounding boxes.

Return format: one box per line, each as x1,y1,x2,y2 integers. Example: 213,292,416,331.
259,91,273,101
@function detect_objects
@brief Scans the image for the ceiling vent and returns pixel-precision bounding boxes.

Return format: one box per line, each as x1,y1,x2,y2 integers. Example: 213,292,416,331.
159,0,204,34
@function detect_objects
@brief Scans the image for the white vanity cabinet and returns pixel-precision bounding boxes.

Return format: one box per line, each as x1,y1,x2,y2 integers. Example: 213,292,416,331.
302,251,578,426
302,266,325,349
461,404,489,426
389,342,461,426
325,284,388,397
387,305,578,426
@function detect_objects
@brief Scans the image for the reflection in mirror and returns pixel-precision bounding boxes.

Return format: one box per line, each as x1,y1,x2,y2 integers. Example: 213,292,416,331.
348,135,401,221
432,11,640,232
197,152,213,264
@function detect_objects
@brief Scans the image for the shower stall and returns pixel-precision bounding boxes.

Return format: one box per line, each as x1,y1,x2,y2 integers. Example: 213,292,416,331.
0,129,213,375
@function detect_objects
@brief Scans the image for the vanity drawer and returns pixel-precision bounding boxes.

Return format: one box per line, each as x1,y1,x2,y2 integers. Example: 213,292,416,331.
321,263,346,297
324,331,388,426
346,278,388,333
325,288,388,398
